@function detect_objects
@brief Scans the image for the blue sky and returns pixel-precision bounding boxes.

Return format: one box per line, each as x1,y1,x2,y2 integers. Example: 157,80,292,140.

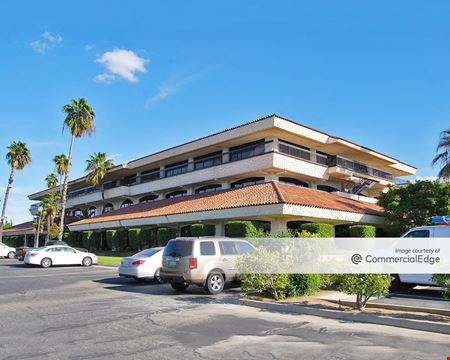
0,1,449,224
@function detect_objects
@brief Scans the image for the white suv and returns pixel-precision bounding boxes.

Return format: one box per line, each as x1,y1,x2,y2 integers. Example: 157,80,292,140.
0,243,16,259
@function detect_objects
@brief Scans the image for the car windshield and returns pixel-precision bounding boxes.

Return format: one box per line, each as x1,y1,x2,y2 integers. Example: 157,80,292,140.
134,248,161,258
163,240,193,257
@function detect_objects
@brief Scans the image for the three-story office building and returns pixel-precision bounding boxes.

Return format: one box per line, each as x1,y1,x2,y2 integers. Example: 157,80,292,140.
28,114,416,235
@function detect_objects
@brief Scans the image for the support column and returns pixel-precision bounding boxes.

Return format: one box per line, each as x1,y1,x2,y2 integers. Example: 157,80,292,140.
215,221,225,237
23,234,27,247
270,219,287,234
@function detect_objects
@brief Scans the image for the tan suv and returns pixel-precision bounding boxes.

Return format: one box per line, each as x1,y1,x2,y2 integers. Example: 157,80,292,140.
160,237,255,294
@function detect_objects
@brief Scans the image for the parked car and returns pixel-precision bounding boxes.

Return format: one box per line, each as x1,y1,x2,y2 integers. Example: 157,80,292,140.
0,243,16,259
391,224,450,290
118,247,164,283
160,237,255,294
24,245,97,268
16,246,31,261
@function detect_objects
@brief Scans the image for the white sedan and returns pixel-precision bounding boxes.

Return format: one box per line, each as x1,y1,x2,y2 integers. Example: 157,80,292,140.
0,243,16,259
118,247,164,283
24,245,97,268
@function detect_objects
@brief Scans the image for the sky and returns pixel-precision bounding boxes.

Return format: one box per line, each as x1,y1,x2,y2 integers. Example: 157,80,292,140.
0,0,449,225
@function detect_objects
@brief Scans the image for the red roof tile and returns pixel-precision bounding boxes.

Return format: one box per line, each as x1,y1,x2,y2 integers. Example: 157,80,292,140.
71,182,383,226
2,221,34,233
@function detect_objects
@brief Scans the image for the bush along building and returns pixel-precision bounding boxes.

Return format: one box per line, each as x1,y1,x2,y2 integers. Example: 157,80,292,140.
21,114,415,251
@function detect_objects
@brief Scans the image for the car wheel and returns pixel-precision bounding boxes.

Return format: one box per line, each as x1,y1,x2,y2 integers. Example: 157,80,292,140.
170,282,189,291
82,257,93,267
41,258,52,268
7,251,16,259
154,267,165,284
205,271,225,295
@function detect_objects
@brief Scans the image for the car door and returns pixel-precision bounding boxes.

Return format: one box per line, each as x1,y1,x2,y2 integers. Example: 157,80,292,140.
61,247,79,265
49,247,65,265
0,244,6,257
218,241,240,280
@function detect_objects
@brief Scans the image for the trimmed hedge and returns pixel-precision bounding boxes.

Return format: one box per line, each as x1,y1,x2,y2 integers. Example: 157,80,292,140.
349,225,376,238
128,228,153,251
300,223,333,238
63,232,80,247
81,231,101,251
157,228,177,246
106,230,128,251
226,221,264,238
3,235,24,248
190,224,215,237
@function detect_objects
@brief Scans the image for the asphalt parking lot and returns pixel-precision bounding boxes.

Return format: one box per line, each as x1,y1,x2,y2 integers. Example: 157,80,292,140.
0,259,449,360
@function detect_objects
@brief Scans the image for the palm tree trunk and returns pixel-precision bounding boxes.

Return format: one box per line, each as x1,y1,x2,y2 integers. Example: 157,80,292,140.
45,216,50,244
0,167,15,244
58,135,75,241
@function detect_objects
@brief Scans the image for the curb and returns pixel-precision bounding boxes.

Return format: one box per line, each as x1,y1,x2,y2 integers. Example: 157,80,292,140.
239,299,450,335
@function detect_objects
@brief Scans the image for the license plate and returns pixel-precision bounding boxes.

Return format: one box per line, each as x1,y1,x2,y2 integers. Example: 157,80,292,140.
168,260,177,267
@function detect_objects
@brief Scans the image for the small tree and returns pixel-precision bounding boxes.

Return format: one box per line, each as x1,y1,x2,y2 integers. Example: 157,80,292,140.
432,274,450,298
337,274,391,310
237,247,289,300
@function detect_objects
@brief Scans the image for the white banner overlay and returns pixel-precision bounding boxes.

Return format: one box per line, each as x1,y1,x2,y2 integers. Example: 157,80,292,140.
241,237,450,274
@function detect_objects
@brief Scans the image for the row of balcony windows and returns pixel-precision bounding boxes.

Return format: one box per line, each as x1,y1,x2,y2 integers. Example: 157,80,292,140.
65,138,393,200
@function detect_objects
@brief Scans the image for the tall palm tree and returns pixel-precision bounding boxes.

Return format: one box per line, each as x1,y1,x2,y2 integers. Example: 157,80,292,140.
86,152,114,201
41,191,60,244
45,173,59,188
0,141,32,243
57,98,95,241
53,154,68,197
432,129,450,180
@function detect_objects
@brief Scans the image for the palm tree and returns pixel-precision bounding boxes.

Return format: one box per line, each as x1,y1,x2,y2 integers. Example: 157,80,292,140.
45,173,59,188
0,141,32,243
432,129,450,180
86,152,114,201
53,154,68,197
57,98,95,241
41,191,60,244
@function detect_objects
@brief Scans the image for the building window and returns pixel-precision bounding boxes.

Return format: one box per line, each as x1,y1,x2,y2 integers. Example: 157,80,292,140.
231,177,265,189
121,174,138,186
278,140,311,161
229,140,265,162
73,209,83,218
315,151,329,165
120,199,133,208
103,203,114,213
140,168,160,183
103,180,117,190
317,185,339,193
88,206,97,217
139,194,159,203
279,177,309,187
165,161,188,177
194,151,222,170
166,190,187,199
195,184,222,194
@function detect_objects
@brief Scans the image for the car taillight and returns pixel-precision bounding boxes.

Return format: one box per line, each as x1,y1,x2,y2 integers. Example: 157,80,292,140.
189,257,197,269
131,260,145,266
30,253,38,257
21,248,25,256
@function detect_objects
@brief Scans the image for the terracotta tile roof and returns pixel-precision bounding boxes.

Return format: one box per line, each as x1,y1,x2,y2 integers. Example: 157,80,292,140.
2,221,34,233
71,182,383,226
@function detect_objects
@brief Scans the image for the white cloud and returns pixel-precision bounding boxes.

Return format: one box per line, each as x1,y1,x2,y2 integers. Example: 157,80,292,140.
30,32,63,54
95,49,148,83
84,44,94,52
413,176,440,183
145,67,212,107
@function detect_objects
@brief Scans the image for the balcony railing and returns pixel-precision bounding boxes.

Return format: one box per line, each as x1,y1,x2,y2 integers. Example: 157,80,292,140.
67,186,99,199
328,155,394,181
278,141,329,166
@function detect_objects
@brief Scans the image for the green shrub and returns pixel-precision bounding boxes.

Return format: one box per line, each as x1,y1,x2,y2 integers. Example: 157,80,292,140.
128,228,143,251
115,230,128,251
157,228,177,246
106,230,116,250
81,231,101,251
287,274,322,296
349,225,376,238
63,232,79,247
237,247,290,300
432,274,450,298
140,229,156,248
337,274,391,310
226,221,265,238
190,224,215,237
300,223,333,237
3,236,23,248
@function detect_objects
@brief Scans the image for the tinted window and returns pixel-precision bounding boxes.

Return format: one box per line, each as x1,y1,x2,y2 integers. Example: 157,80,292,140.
404,230,430,238
200,241,216,256
63,247,76,253
219,241,239,255
163,240,193,257
238,242,254,254
135,248,161,258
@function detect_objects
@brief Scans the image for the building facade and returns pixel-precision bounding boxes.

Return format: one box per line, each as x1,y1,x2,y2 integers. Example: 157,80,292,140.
27,114,416,235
